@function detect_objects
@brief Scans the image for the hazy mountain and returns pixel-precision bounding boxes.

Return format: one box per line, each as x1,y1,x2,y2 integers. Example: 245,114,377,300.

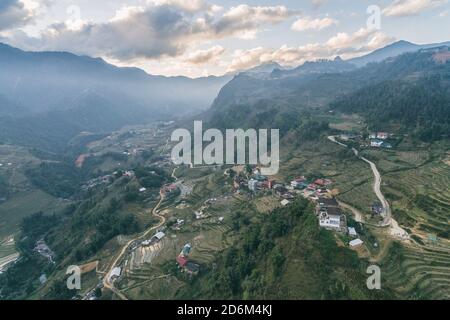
207,45,450,138
0,42,232,151
0,42,232,116
0,94,27,117
348,40,450,67
272,56,356,78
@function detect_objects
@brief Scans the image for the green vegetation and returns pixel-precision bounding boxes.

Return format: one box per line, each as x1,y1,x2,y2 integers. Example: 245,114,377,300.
176,199,395,299
332,76,450,142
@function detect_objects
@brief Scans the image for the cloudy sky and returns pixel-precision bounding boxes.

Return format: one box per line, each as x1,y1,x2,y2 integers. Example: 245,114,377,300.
1,0,449,77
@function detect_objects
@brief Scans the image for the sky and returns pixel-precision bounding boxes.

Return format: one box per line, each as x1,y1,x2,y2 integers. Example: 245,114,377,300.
0,0,449,77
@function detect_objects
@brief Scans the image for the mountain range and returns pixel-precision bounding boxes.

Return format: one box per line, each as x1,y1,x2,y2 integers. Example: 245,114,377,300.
0,40,449,151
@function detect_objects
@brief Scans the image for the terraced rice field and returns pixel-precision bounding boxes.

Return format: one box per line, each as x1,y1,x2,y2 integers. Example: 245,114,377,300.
381,242,450,299
0,237,16,260
384,161,450,237
380,159,450,299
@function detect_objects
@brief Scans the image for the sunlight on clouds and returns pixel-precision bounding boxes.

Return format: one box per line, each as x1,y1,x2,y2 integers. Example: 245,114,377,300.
383,0,448,17
291,16,337,31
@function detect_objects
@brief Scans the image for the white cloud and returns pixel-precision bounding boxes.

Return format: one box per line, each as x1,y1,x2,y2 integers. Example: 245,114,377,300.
228,28,395,72
5,2,298,60
383,0,448,17
184,45,225,64
291,16,337,31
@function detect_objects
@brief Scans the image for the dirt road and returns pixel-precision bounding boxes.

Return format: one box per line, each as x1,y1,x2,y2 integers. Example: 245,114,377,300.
327,136,409,240
103,193,167,300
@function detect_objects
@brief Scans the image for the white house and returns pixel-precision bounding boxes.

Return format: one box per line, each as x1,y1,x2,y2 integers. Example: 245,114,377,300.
319,212,341,230
109,267,122,281
153,232,166,241
370,139,384,148
281,199,290,207
349,239,364,247
248,179,258,192
348,227,358,237
139,187,147,193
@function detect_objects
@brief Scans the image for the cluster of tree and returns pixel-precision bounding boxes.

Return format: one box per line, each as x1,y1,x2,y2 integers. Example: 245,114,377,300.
25,162,83,198
135,166,172,189
331,75,450,142
176,199,394,300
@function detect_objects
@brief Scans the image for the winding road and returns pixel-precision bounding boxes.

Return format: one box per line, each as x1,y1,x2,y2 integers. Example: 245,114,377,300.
327,136,409,240
102,167,180,299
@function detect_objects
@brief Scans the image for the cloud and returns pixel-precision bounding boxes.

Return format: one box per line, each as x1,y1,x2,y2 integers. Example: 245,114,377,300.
291,16,337,31
311,0,327,8
383,0,448,17
5,2,298,60
213,4,300,39
184,45,225,64
227,28,395,72
0,0,34,31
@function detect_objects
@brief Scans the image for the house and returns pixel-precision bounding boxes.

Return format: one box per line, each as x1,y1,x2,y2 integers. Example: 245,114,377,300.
291,178,308,189
280,199,290,207
349,239,364,247
371,139,384,148
177,256,188,267
194,211,205,219
152,232,166,241
377,132,389,140
369,133,377,139
139,187,147,193
372,201,384,215
233,176,245,189
348,227,358,237
261,180,275,189
109,267,122,281
314,178,332,187
185,262,200,276
319,210,342,230
248,179,258,192
254,174,268,182
181,244,191,257
317,197,339,208
39,274,47,284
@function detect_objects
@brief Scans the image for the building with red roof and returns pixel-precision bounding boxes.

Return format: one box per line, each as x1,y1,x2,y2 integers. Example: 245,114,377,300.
177,256,188,267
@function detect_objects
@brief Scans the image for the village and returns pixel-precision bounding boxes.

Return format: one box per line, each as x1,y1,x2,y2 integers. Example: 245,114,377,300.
338,131,395,149
229,166,365,248
67,122,392,300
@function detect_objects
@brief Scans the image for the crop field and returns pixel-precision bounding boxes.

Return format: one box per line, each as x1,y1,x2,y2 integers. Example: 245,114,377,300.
0,236,16,260
374,147,450,299
0,189,66,239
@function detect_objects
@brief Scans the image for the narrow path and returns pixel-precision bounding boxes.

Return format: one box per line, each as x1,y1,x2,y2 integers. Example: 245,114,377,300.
327,136,409,240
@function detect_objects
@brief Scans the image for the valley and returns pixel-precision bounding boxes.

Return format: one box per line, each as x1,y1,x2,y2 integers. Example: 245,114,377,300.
0,41,449,300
